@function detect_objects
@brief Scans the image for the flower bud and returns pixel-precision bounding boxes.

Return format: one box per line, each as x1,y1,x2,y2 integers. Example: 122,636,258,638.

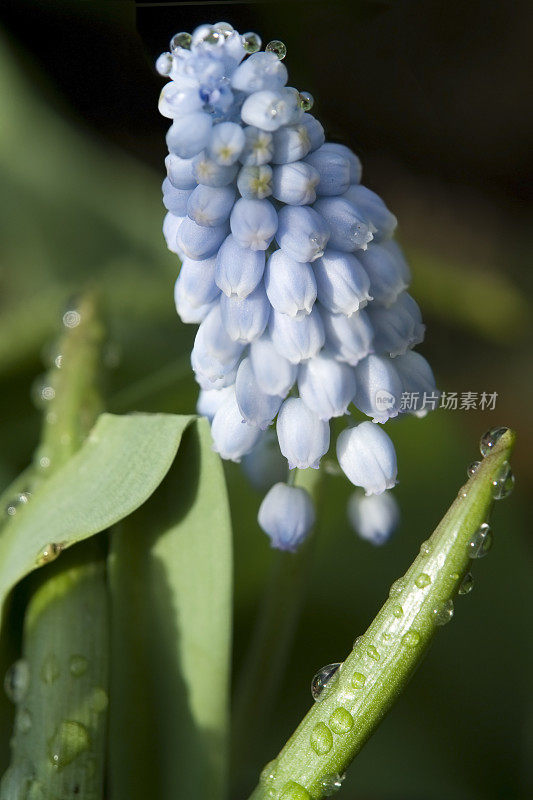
235,357,282,429
166,153,197,189
162,178,192,216
394,350,438,414
347,490,400,545
158,79,203,118
230,198,278,250
305,145,351,196
320,307,374,366
249,332,298,397
276,397,330,469
208,121,245,165
300,114,325,151
271,124,312,164
358,242,409,306
239,126,274,166
175,255,220,308
298,353,356,420
313,196,374,252
313,249,372,315
192,151,239,187
187,184,236,227
191,303,244,381
343,185,397,242
258,482,315,551
166,112,212,158
271,162,319,205
211,389,262,461
366,292,425,357
163,212,184,255
241,90,291,132
336,421,397,494
276,205,330,262
264,250,317,318
320,142,362,183
231,52,288,94
215,234,265,298
270,305,325,364
174,279,217,324
176,216,229,260
237,165,273,199
353,354,403,422
220,283,270,342
196,385,234,421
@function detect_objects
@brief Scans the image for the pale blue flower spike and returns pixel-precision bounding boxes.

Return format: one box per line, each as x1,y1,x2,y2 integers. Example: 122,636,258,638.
276,397,330,470
158,22,435,549
337,421,398,495
347,490,400,545
258,483,315,551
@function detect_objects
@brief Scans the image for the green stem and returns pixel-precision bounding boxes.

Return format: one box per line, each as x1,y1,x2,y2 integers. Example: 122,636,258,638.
247,429,516,800
232,469,323,780
1,292,107,798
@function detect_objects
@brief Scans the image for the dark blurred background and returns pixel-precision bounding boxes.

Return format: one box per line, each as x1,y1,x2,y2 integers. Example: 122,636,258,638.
0,1,532,798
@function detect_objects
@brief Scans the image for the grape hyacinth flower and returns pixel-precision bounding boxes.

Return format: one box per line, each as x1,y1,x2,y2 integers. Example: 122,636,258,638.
157,22,437,551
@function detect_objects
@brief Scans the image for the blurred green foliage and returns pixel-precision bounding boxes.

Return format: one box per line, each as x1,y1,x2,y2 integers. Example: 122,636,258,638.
0,5,532,800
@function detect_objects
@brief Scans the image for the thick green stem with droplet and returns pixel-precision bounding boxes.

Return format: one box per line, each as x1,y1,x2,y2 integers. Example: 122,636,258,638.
1,292,108,798
232,469,323,780
247,429,516,800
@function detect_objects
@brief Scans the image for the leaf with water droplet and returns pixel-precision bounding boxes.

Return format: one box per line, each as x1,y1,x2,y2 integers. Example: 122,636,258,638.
311,663,341,702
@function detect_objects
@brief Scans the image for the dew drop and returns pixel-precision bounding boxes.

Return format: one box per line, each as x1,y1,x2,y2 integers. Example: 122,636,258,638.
298,91,314,111
415,573,431,589
433,598,454,626
351,671,366,689
242,31,262,53
467,461,481,478
311,663,341,702
419,540,432,555
352,635,363,651
266,40,287,60
170,32,192,53
389,578,405,597
329,707,354,734
5,492,31,518
492,461,515,500
155,52,173,76
41,654,60,685
480,426,509,457
402,630,420,648
449,572,460,581
279,780,311,800
91,687,108,713
69,655,88,678
259,760,276,784
321,772,345,796
36,542,63,566
467,523,492,559
392,604,403,618
4,660,30,704
214,22,235,38
48,720,89,770
310,721,333,755
459,572,474,595
31,376,56,409
366,645,380,662
62,309,81,329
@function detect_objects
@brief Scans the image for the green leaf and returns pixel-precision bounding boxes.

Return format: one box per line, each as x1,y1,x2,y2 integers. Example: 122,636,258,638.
0,412,194,633
108,416,232,800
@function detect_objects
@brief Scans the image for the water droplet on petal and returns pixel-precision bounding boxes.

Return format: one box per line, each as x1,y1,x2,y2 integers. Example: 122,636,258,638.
467,460,481,478
415,573,431,588
321,772,345,796
48,721,89,770
242,32,262,53
433,598,454,625
311,663,341,702
492,461,515,500
458,572,474,595
467,523,492,559
4,660,30,704
310,721,333,755
69,655,88,678
266,40,287,60
170,32,191,53
298,91,314,111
